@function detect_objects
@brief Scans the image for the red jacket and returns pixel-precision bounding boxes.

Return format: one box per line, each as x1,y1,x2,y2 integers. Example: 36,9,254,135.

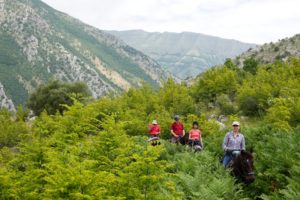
149,124,160,135
171,122,184,136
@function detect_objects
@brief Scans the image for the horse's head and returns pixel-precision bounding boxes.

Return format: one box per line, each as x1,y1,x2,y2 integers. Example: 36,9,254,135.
232,150,255,184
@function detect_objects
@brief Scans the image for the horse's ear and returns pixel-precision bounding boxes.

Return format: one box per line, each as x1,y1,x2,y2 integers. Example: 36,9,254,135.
241,150,246,155
249,147,254,154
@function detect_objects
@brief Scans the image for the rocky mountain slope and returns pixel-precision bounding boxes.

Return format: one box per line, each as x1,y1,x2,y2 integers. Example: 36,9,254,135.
109,30,256,79
0,0,169,111
235,34,300,66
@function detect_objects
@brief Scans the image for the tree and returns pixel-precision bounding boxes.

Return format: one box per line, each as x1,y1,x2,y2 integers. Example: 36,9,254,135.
159,79,195,116
192,67,238,104
28,80,91,116
224,58,239,71
243,57,258,74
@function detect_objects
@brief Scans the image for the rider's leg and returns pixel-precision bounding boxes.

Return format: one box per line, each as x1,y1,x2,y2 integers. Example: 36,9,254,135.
223,154,232,167
194,140,201,146
171,136,177,143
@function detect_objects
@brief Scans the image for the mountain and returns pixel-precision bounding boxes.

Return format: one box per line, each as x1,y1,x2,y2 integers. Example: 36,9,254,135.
235,34,300,66
0,0,169,111
108,30,256,79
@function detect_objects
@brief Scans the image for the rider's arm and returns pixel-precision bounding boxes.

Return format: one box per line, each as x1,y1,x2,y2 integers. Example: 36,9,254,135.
170,129,178,137
200,138,203,147
199,130,203,146
148,124,154,134
222,133,229,151
188,130,191,140
182,129,186,137
241,135,246,150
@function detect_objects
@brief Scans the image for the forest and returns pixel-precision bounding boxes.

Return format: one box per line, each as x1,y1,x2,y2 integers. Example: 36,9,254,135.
0,57,300,199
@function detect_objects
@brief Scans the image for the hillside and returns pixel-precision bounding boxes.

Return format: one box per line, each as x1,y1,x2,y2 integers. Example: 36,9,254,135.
1,56,300,199
0,0,169,111
109,30,256,79
236,34,300,66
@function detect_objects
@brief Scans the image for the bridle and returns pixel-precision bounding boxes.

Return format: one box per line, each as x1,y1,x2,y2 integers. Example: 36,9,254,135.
239,157,255,179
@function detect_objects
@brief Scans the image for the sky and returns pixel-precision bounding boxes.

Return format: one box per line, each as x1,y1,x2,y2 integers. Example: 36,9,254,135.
41,0,300,44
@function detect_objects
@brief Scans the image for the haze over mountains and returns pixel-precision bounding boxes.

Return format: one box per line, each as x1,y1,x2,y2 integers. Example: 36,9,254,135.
109,30,257,79
0,0,168,110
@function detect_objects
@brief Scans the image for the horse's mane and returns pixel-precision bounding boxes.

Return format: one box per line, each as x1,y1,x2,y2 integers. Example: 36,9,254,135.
240,150,253,160
233,151,253,166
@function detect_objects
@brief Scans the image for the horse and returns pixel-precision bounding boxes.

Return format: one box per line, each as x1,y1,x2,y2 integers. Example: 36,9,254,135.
147,136,161,146
172,134,203,152
230,150,255,184
187,140,203,152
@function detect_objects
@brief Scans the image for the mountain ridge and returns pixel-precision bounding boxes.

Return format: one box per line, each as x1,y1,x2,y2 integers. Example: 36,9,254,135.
113,29,255,44
108,29,257,79
235,34,300,66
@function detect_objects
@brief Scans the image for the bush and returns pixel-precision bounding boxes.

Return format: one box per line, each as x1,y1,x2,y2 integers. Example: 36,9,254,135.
163,148,245,200
243,57,258,74
239,96,260,116
28,80,91,115
216,94,236,115
0,109,29,147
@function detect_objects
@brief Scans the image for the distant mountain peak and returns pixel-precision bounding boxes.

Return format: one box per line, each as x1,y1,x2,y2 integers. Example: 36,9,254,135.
109,30,256,79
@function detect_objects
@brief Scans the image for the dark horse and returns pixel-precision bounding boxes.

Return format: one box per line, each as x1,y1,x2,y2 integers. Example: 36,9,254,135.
148,136,161,146
230,150,255,184
173,134,202,151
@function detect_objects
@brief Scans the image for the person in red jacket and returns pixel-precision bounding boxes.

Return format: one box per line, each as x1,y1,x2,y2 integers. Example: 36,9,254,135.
170,115,185,143
148,120,161,138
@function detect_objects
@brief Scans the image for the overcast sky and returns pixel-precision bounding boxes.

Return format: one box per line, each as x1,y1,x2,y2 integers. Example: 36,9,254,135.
42,0,300,44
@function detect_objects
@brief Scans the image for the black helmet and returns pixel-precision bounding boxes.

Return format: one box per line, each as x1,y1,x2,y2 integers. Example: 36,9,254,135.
193,121,199,126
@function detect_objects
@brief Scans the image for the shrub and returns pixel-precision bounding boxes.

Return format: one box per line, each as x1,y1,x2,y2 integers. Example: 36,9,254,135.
0,109,29,147
28,80,91,115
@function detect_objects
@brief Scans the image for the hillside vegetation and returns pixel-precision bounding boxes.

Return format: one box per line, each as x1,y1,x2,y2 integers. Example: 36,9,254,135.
1,57,300,199
109,30,256,79
236,34,300,67
0,0,169,110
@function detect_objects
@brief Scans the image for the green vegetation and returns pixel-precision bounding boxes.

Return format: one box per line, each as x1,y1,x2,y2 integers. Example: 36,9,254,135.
28,80,91,116
243,57,258,74
1,58,300,199
0,32,35,105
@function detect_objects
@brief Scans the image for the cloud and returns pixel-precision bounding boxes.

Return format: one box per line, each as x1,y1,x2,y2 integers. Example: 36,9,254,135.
42,0,300,44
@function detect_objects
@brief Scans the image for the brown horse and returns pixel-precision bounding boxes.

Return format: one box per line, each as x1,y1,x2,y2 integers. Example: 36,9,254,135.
230,150,255,184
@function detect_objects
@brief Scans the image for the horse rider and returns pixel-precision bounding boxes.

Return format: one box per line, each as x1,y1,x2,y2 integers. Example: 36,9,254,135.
188,121,203,149
170,115,185,143
222,121,245,167
148,120,161,138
